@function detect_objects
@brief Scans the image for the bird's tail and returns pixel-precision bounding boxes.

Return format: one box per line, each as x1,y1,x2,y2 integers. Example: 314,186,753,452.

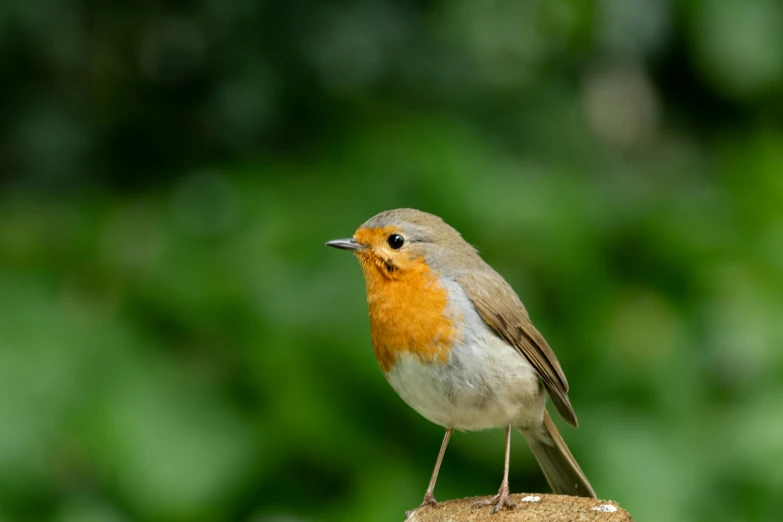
518,410,596,498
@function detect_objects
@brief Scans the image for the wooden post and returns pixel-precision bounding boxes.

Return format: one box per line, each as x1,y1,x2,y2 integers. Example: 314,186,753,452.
406,493,633,521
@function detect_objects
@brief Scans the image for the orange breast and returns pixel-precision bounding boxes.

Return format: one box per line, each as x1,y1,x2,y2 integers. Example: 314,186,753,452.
360,258,457,373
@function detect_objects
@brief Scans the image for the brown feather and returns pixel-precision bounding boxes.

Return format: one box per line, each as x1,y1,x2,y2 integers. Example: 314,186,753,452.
457,271,579,427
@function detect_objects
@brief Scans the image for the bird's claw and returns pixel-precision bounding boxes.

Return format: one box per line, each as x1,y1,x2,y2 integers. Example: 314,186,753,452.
473,485,516,514
405,493,438,519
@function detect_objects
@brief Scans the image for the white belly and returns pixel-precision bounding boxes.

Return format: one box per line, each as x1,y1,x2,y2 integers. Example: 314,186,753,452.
383,285,546,431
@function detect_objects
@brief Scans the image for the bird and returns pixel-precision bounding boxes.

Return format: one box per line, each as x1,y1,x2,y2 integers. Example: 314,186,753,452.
326,208,595,517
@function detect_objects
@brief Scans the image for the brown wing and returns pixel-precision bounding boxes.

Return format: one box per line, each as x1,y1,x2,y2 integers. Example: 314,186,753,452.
457,271,578,427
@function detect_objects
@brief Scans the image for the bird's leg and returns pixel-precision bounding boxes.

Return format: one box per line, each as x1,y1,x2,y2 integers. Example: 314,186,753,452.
405,429,453,518
473,423,517,514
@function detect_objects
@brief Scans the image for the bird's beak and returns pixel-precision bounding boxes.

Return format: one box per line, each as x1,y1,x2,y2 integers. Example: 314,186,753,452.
325,238,366,252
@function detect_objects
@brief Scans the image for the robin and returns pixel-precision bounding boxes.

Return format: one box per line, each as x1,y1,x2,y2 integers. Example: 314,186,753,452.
326,208,596,516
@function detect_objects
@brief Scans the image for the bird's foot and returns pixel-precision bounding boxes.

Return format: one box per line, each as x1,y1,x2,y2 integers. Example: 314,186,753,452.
405,493,438,519
473,484,516,514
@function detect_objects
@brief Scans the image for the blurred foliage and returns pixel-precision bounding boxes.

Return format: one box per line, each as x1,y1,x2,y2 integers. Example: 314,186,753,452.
1,0,783,521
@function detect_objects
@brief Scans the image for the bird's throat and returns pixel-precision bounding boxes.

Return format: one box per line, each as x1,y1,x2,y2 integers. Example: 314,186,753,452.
359,259,457,373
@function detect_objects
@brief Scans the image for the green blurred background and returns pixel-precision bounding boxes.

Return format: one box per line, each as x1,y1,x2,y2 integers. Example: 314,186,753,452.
2,0,783,521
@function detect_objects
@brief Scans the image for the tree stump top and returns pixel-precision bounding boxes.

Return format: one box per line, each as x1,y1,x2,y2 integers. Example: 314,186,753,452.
406,494,632,522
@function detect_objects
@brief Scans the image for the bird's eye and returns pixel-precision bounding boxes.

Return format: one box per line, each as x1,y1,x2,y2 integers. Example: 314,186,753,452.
387,233,405,250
